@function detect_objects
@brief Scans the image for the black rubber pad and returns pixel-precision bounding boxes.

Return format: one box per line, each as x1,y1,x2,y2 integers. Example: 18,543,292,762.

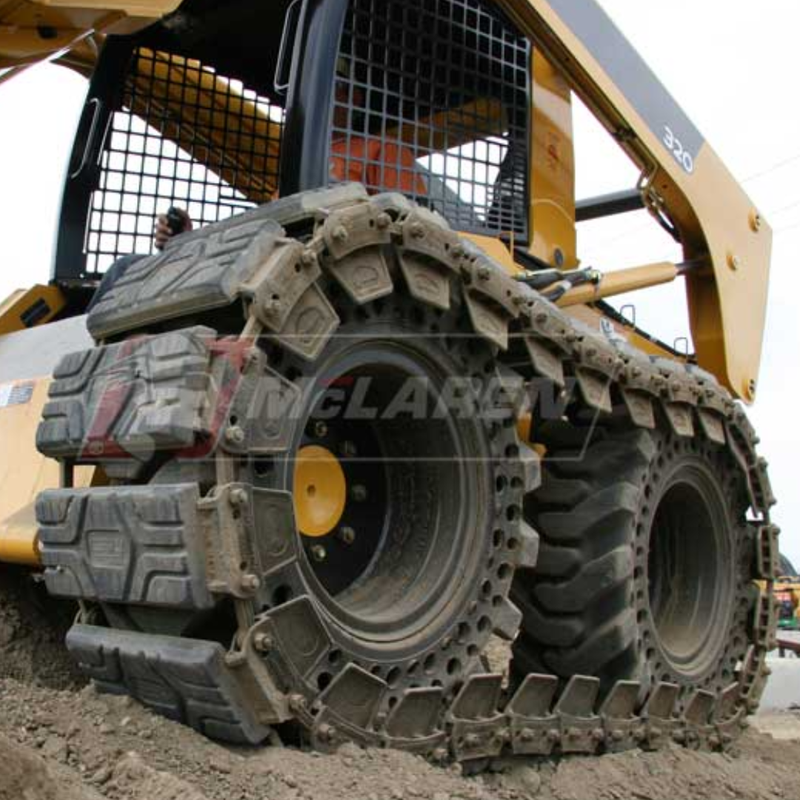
37,484,213,610
37,326,216,461
66,624,271,745
87,184,369,338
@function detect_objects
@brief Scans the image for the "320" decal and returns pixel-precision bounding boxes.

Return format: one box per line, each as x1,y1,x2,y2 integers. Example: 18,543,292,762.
663,125,695,174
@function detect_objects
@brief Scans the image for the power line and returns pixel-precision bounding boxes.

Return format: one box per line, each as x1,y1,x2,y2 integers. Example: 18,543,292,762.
766,198,800,218
743,153,800,184
774,220,800,236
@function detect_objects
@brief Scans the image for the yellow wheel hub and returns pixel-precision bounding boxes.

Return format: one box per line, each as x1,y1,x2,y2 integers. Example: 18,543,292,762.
294,445,347,537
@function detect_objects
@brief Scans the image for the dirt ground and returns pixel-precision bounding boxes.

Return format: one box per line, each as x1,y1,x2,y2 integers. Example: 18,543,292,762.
3,565,800,800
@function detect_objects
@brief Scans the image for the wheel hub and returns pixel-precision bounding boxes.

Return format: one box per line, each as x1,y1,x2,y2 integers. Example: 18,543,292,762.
294,445,347,538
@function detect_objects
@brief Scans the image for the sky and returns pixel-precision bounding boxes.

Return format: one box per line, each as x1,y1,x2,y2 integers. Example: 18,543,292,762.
0,1,799,562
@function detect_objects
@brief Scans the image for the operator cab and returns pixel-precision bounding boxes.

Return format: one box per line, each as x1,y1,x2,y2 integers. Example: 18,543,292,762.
54,0,531,307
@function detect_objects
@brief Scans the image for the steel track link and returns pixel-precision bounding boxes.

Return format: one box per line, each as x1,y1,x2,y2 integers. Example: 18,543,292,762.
38,185,778,763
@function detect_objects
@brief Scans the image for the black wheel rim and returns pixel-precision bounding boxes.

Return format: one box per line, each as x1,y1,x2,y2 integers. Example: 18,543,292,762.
287,339,487,646
647,461,733,680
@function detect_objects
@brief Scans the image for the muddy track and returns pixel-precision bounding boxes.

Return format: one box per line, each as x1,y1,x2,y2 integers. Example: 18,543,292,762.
31,183,778,763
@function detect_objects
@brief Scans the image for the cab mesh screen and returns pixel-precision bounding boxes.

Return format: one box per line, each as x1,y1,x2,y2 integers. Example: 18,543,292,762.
332,0,530,238
86,48,284,274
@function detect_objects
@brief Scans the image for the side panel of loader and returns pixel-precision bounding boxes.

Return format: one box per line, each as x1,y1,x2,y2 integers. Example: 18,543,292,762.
0,315,93,564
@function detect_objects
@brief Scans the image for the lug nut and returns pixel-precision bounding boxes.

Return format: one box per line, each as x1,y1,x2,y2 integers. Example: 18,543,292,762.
340,440,357,458
311,420,328,438
253,632,273,654
351,484,368,502
310,545,327,562
338,526,356,545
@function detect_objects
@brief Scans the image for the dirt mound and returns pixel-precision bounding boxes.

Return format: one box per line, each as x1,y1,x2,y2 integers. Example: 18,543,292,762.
0,732,103,800
1,675,799,800
0,564,84,689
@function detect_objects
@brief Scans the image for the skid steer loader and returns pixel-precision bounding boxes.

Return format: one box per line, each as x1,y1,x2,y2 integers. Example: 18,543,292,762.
0,0,778,761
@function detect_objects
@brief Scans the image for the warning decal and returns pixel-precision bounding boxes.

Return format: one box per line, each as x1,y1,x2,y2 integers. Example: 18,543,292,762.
0,381,35,409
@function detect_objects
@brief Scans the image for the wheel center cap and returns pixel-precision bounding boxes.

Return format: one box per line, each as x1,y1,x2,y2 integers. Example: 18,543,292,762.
294,445,347,537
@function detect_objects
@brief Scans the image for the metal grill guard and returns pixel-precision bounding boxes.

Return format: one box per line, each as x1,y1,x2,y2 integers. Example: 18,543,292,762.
86,48,285,275
332,0,530,238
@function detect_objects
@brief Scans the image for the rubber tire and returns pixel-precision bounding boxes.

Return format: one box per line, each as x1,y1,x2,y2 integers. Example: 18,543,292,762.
511,418,755,700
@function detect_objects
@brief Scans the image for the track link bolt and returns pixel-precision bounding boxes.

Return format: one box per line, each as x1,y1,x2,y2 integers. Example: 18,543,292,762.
301,250,318,268
409,221,426,239
241,573,261,592
477,265,492,281
253,632,273,654
520,728,535,743
225,425,245,445
351,484,368,502
229,487,248,507
332,225,349,243
263,296,283,316
289,694,307,713
337,526,356,545
591,728,605,743
432,747,449,763
375,212,392,229
611,730,624,743
451,243,464,259
224,651,245,667
546,728,559,743
311,545,327,562
317,724,337,744
464,733,480,748
672,730,685,744
709,734,721,749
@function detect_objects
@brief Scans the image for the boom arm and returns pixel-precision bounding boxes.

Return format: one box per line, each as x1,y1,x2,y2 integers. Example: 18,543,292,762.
0,0,180,78
503,0,771,400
